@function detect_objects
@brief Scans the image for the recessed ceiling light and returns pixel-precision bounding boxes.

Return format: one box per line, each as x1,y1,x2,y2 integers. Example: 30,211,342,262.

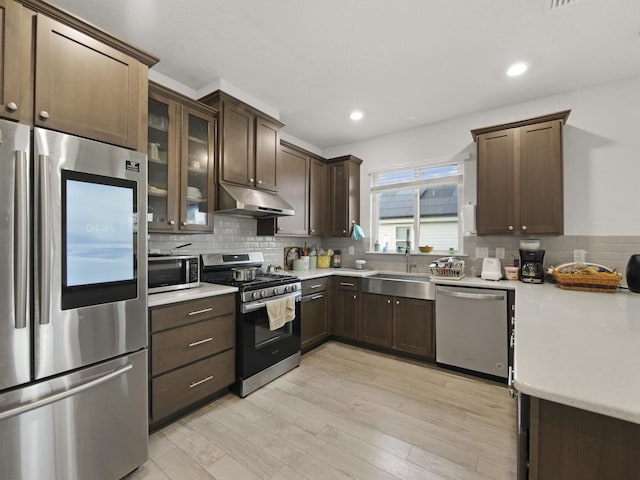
507,62,528,77
350,111,364,121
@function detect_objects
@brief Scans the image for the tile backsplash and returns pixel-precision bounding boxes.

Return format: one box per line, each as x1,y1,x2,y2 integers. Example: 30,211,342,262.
148,216,639,283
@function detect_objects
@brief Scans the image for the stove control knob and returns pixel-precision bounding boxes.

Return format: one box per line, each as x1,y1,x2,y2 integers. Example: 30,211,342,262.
260,290,268,298
287,285,296,293
252,291,260,300
273,287,281,295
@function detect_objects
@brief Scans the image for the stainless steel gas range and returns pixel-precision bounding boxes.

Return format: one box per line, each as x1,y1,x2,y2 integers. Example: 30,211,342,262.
200,253,301,397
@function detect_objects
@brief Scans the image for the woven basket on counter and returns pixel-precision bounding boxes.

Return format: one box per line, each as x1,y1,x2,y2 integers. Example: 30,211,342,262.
552,263,622,293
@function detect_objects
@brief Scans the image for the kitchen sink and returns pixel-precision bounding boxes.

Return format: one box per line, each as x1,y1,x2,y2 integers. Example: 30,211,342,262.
361,273,435,300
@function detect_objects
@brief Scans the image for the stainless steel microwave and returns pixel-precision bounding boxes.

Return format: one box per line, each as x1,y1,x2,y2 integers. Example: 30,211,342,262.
148,255,200,294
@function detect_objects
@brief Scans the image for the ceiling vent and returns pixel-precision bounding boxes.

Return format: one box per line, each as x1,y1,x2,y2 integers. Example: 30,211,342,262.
548,0,579,10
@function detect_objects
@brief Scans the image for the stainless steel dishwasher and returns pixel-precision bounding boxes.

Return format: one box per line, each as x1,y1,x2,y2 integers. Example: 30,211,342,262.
435,285,508,379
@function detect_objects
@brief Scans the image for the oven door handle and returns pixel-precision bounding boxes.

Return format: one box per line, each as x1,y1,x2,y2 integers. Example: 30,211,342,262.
242,293,301,314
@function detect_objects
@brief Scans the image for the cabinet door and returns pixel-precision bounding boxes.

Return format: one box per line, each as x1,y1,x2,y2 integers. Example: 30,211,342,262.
147,93,180,231
309,159,326,236
476,129,517,235
180,106,215,232
275,146,309,235
34,15,141,149
255,117,279,191
393,298,434,358
360,293,393,347
332,281,359,340
329,161,348,236
519,120,563,235
221,102,254,187
0,0,21,121
301,292,328,350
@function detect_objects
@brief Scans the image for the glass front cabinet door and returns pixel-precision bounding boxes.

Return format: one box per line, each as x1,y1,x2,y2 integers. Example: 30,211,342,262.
147,83,216,233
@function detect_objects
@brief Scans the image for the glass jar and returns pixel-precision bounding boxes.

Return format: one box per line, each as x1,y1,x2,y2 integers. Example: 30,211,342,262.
332,250,342,268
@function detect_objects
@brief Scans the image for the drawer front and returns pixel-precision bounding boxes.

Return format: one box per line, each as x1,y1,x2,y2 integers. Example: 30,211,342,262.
152,349,235,422
151,294,235,333
302,277,329,296
334,276,358,291
151,315,235,375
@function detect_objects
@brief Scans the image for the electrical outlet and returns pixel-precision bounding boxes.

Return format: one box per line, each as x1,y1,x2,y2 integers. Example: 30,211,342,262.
496,247,505,259
573,249,587,263
476,247,489,258
348,246,354,255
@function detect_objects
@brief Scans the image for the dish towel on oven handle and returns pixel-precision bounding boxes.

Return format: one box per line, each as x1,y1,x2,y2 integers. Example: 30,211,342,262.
266,295,296,331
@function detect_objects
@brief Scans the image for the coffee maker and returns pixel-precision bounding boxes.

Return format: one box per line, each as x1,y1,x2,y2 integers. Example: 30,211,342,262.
519,249,545,283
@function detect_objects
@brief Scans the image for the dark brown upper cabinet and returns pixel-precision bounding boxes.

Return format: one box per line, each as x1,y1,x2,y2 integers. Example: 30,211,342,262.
6,0,158,150
147,82,216,233
199,90,284,192
327,155,362,237
0,0,23,121
309,157,327,236
471,110,570,236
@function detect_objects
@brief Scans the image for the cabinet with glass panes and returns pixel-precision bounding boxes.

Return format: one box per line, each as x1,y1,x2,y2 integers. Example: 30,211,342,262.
147,82,216,233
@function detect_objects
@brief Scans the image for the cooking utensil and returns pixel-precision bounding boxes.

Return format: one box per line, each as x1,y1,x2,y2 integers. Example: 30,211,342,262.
232,267,256,281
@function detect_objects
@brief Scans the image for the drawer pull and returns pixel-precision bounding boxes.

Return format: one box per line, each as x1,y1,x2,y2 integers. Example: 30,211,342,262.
340,282,355,287
310,284,323,289
311,294,324,300
188,337,213,348
188,307,213,316
189,375,214,389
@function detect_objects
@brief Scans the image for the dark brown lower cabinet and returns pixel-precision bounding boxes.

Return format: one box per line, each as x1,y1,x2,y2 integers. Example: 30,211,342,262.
529,397,640,479
392,297,434,358
149,294,236,428
360,293,393,347
301,291,329,351
359,293,434,359
331,277,359,340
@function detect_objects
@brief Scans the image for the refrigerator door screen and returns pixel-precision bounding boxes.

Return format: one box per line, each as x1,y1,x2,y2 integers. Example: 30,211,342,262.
61,170,138,309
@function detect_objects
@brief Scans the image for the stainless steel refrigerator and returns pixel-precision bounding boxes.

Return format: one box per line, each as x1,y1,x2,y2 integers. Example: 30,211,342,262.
0,119,149,480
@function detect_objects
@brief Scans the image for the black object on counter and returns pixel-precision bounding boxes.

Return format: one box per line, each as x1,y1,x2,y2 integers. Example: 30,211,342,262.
626,254,640,293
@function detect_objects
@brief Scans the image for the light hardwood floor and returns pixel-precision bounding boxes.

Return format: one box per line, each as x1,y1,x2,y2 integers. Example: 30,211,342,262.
127,342,517,480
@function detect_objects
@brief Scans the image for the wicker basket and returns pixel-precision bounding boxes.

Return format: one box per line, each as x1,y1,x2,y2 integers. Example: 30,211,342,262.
552,269,622,293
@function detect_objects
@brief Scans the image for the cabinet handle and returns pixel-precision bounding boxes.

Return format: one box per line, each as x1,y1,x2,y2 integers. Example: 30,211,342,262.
189,375,214,389
387,299,391,304
310,284,323,289
169,220,176,225
522,225,528,231
396,300,400,305
343,230,347,234
39,111,50,120
311,294,324,300
510,332,515,348
257,180,262,184
508,367,516,398
188,307,213,316
188,337,213,348
182,221,189,226
7,102,18,112
277,227,282,231
340,282,355,287
249,178,254,183
508,225,514,231
310,229,315,233
353,295,357,300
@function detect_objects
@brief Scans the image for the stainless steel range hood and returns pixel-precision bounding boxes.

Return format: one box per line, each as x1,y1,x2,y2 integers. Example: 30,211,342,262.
216,183,295,218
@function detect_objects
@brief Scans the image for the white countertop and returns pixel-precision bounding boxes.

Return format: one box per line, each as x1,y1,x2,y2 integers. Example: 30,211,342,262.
148,283,238,307
513,284,640,424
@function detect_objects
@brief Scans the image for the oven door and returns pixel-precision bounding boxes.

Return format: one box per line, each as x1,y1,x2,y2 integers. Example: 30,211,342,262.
239,293,301,379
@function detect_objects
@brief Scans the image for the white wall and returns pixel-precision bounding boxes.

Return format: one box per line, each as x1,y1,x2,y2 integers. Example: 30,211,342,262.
322,75,640,236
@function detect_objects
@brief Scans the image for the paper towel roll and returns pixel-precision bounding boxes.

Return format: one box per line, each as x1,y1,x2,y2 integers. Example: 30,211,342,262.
462,204,476,235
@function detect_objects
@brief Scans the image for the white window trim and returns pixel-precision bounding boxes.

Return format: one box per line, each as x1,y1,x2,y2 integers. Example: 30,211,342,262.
369,154,466,253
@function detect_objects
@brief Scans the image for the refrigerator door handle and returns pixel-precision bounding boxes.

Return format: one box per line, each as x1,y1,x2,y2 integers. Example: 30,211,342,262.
38,154,51,325
14,150,29,329
0,362,133,421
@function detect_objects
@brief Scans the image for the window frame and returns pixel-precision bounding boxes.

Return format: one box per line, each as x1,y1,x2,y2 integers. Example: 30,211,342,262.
369,159,464,254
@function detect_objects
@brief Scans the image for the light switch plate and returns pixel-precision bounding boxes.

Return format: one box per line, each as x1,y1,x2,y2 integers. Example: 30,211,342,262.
476,247,489,258
348,246,355,255
496,247,505,259
573,249,587,263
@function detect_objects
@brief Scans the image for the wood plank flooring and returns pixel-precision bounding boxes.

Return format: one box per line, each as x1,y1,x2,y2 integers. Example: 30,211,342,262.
126,342,517,480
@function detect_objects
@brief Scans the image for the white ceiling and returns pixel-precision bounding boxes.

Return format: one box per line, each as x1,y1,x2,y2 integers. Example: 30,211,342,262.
48,0,640,150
